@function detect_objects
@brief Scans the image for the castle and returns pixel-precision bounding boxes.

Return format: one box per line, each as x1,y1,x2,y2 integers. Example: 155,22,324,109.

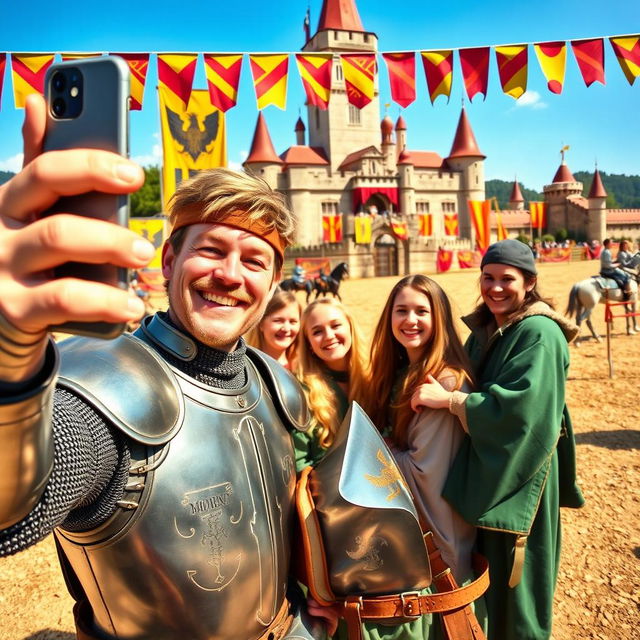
242,0,639,276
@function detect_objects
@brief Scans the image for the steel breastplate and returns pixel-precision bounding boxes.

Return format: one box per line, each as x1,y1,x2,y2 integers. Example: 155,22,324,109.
56,343,298,639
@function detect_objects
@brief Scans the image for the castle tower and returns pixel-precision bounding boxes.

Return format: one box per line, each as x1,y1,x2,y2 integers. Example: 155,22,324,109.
381,115,396,173
302,0,380,172
543,154,583,235
509,179,525,210
243,112,283,188
395,115,407,157
587,167,607,242
295,117,306,146
445,107,486,240
397,147,415,217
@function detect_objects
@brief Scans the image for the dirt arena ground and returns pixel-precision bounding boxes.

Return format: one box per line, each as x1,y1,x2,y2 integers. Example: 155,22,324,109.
1,259,638,639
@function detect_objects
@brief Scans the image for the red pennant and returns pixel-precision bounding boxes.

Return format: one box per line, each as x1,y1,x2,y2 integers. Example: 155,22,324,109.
571,39,605,87
459,47,490,101
382,52,416,108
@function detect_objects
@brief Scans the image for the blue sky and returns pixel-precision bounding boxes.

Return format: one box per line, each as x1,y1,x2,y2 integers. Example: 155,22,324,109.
0,0,638,192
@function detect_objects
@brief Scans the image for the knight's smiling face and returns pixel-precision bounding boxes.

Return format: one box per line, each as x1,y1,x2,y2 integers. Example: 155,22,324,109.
162,223,277,351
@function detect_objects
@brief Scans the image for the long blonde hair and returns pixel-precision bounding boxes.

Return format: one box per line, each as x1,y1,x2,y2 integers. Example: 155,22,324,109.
298,298,366,449
245,289,301,370
363,275,474,448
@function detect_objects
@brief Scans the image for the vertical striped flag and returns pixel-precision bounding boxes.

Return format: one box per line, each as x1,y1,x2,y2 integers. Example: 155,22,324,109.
496,212,508,241
0,54,6,109
204,54,243,112
571,39,605,87
534,42,567,94
418,213,433,237
354,216,372,244
609,36,640,85
382,52,416,108
391,220,408,240
459,47,490,101
495,45,528,99
157,54,198,110
250,54,289,110
295,53,332,110
529,202,547,232
341,53,376,109
420,50,453,104
111,53,150,110
444,213,459,236
322,215,343,243
436,249,453,273
468,200,491,251
11,54,54,108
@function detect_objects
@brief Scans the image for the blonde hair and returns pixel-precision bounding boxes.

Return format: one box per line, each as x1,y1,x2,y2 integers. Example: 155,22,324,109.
363,275,474,448
299,298,366,449
246,289,301,370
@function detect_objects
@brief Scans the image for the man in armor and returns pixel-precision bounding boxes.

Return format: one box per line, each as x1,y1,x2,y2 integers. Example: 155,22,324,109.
0,94,324,640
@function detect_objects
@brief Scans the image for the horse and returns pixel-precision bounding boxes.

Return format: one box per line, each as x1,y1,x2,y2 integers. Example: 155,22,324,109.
566,267,640,344
311,262,349,302
278,276,315,303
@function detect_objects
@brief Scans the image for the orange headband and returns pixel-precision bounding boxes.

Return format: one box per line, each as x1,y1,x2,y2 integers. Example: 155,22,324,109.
168,206,285,263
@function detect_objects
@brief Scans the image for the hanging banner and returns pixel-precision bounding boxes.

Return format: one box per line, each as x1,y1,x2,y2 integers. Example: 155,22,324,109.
457,250,482,269
61,53,101,61
495,45,528,99
571,39,605,87
295,53,332,110
390,220,408,240
322,214,343,243
128,218,165,269
159,86,226,209
11,53,54,108
354,216,372,244
382,52,416,108
459,47,490,101
341,53,376,109
444,213,459,237
250,54,289,110
420,50,453,104
496,212,508,241
609,36,640,85
534,42,567,94
418,213,433,237
204,54,243,112
436,248,453,273
539,247,571,262
157,53,198,110
0,54,5,109
468,200,491,251
111,53,150,110
529,201,548,232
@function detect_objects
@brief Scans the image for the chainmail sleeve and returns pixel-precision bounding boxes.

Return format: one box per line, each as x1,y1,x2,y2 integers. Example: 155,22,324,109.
0,388,130,556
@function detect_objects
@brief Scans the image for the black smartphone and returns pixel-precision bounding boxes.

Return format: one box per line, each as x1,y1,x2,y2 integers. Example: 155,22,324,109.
43,55,131,339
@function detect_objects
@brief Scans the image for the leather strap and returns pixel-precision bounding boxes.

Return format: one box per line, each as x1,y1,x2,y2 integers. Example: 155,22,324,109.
508,534,528,588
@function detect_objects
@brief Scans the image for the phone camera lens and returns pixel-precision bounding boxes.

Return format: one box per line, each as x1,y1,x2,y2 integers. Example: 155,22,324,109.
52,97,66,118
52,72,66,93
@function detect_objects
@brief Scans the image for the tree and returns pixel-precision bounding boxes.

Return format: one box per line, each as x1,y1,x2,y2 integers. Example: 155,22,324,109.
130,166,162,217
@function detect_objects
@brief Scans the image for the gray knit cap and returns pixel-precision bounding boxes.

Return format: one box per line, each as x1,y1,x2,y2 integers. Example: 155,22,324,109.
480,239,537,275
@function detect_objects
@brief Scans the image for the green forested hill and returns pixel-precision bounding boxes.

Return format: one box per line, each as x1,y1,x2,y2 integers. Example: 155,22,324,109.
485,180,542,209
574,171,640,209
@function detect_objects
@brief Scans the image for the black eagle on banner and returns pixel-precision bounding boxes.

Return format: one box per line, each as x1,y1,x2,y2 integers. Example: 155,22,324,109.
166,106,219,162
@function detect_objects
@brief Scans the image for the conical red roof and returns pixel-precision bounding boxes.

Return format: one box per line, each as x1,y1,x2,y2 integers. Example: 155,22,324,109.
245,113,282,164
448,108,485,159
295,117,306,132
317,0,364,32
552,163,575,183
588,168,607,198
395,115,407,131
510,180,524,203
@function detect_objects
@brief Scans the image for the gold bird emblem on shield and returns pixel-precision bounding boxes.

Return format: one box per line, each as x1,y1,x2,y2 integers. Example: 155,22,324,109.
365,449,407,501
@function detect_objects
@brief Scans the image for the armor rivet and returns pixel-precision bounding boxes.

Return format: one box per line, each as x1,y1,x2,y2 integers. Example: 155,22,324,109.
236,396,247,408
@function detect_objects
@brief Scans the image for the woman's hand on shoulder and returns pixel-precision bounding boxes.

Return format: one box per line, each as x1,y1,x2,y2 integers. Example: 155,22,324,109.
410,374,451,412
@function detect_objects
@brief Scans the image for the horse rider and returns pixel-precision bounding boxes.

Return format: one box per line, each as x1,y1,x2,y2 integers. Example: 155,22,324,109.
617,240,639,270
293,263,307,285
600,238,632,299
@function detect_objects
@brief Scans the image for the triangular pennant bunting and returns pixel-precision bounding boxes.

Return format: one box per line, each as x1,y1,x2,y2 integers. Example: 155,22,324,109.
204,54,243,112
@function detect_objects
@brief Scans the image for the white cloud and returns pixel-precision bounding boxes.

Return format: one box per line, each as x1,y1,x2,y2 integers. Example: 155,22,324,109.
229,150,249,172
515,91,547,109
132,144,162,167
0,153,24,173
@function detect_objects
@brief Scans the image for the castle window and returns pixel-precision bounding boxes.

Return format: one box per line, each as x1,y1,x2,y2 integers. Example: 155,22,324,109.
364,34,369,43
348,104,361,125
322,202,339,215
335,62,343,81
442,202,456,212
416,202,430,213
315,108,320,129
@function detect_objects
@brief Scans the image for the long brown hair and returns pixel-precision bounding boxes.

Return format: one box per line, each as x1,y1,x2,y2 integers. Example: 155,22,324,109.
363,275,474,448
298,298,366,449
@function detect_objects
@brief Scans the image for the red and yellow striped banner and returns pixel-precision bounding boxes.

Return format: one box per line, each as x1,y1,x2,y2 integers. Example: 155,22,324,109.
444,213,459,237
418,213,433,237
157,54,197,110
468,200,491,251
609,36,640,85
341,53,376,109
496,212,508,241
534,42,567,94
204,54,243,112
382,52,416,108
0,54,5,109
436,249,453,273
420,50,453,104
11,53,54,108
529,201,547,231
61,53,101,61
459,47,490,102
295,53,332,110
322,214,343,243
354,216,372,244
495,45,528,99
571,39,605,87
391,220,408,241
250,54,289,110
111,53,150,110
